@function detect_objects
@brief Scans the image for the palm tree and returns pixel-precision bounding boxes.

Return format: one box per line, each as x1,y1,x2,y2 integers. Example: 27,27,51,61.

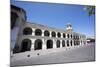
84,5,95,16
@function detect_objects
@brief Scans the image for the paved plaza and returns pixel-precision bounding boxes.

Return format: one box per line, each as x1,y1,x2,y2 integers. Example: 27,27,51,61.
11,43,95,66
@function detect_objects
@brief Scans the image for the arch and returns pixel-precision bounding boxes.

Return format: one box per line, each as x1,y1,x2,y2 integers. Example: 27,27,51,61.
78,41,80,45
56,40,60,48
73,35,75,39
76,41,78,45
57,32,61,38
21,39,31,52
67,40,69,46
67,34,69,38
35,29,42,36
76,41,80,45
51,31,56,37
74,40,76,46
44,30,50,36
71,34,72,38
62,40,65,47
23,27,32,35
63,33,66,38
34,39,42,50
46,40,53,49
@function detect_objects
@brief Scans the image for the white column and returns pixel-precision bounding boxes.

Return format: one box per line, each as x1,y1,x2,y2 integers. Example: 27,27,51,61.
66,34,67,38
55,32,57,38
49,31,52,37
42,39,46,50
53,39,56,49
42,30,44,37
65,40,67,47
82,40,83,45
60,40,62,48
31,39,35,50
61,33,63,38
85,40,87,45
80,40,81,45
72,40,74,47
32,28,35,36
69,40,70,47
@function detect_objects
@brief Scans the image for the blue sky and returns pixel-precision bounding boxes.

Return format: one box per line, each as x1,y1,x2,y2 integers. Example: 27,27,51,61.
11,1,95,37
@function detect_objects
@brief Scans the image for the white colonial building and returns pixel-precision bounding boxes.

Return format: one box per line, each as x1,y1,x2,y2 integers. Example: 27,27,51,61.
11,5,87,55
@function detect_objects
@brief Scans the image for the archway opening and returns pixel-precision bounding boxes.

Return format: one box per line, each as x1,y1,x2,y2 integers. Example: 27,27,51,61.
35,29,42,36
67,40,69,47
34,39,42,50
23,27,32,35
71,34,72,38
51,31,56,37
62,40,65,47
67,34,69,38
70,40,72,46
44,30,50,36
74,40,76,46
57,32,61,38
46,40,53,49
63,33,66,38
21,39,31,52
56,40,60,48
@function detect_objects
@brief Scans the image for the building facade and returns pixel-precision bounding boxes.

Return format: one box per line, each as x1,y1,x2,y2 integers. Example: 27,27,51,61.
11,5,87,54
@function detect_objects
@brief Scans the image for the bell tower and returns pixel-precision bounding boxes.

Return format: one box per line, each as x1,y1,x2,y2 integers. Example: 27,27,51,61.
66,23,73,33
